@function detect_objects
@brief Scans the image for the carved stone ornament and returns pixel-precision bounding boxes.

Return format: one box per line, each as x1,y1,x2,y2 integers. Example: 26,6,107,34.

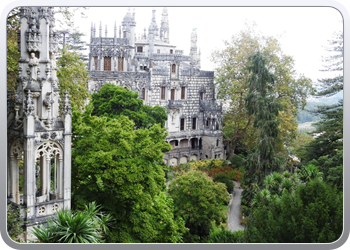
60,91,71,115
24,90,35,116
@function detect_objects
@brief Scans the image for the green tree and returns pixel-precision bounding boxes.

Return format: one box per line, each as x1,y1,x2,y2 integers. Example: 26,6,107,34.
245,178,343,243
244,52,285,185
58,29,88,61
91,84,167,129
7,8,20,93
71,105,186,243
57,48,90,110
316,31,343,97
211,24,313,156
302,33,343,158
168,170,229,242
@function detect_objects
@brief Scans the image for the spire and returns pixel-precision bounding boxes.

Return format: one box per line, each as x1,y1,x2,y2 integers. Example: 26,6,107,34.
94,23,96,37
148,8,158,38
114,21,117,38
105,25,107,37
91,22,94,38
99,21,102,37
160,7,169,43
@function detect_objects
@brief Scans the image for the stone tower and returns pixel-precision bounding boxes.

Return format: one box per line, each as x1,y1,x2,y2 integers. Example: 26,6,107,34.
7,7,72,240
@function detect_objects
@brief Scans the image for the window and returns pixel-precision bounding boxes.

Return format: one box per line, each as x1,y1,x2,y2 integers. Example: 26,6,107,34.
104,57,111,71
170,49,173,54
200,92,204,100
174,140,178,146
142,88,145,100
137,46,143,53
94,56,98,70
123,31,126,38
171,64,176,73
118,57,124,71
216,139,219,147
180,118,185,131
171,89,175,100
181,87,185,99
157,49,160,53
216,122,219,130
206,119,209,128
192,117,196,130
161,87,166,100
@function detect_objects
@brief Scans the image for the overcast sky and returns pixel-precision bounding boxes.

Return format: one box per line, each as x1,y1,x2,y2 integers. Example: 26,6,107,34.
69,6,343,84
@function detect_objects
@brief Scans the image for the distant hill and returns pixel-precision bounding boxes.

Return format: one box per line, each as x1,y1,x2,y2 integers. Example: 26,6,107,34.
297,91,343,124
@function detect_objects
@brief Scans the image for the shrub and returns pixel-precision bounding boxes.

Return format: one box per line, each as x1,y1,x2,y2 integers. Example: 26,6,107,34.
214,174,234,193
207,229,244,243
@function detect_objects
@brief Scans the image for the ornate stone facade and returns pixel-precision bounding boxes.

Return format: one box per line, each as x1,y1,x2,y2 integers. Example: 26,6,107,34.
88,8,224,165
7,7,71,241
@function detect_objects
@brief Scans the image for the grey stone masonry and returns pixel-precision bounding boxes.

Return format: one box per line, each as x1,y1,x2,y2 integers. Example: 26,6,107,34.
7,7,72,241
87,8,225,165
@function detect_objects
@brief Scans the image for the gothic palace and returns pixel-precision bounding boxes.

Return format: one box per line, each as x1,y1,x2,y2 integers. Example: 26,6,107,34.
87,8,225,165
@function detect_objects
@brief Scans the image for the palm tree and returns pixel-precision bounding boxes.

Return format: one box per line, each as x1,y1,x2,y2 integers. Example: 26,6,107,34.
297,164,323,183
32,202,112,243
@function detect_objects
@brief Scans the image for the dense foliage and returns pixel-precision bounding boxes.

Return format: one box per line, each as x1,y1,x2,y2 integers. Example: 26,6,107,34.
173,159,241,193
91,84,168,129
6,202,23,242
57,48,90,110
245,178,343,243
299,31,343,190
168,170,229,242
71,104,188,242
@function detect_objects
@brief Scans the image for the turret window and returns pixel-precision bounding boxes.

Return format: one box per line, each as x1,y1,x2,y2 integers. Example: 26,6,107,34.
181,87,186,99
180,118,185,131
192,117,197,130
171,89,175,100
161,87,166,100
142,88,145,100
104,57,111,71
93,56,98,70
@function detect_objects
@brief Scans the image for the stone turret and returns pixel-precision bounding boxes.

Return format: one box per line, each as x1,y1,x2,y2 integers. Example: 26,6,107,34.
7,7,71,241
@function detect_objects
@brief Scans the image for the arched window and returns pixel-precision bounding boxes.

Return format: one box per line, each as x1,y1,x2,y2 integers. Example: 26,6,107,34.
8,140,24,204
35,141,63,201
142,88,145,100
104,57,111,71
216,139,220,147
